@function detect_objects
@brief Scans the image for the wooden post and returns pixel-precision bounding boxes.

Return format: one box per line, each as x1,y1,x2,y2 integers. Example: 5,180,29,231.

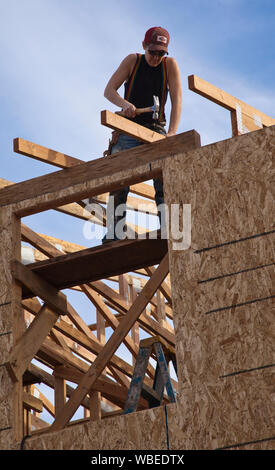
129,283,139,366
54,376,66,419
89,308,105,421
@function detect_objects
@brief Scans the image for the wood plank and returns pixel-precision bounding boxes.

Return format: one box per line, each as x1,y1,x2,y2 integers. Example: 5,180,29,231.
6,304,59,382
145,266,172,304
54,376,66,419
0,130,200,213
101,110,166,143
20,237,168,298
89,279,175,345
49,252,169,431
12,260,68,313
13,141,156,204
188,75,275,127
23,392,43,413
21,223,63,258
14,138,83,168
130,182,155,200
82,286,155,380
23,300,139,380
1,177,104,223
81,286,138,358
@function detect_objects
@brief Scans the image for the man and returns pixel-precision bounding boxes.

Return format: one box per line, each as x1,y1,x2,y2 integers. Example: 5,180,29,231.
102,26,182,243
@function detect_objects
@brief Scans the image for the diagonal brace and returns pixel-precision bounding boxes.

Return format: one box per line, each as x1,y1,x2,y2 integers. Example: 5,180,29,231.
49,252,169,432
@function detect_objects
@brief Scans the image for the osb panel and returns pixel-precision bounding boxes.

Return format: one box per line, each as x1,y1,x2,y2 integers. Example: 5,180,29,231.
163,125,274,250
189,264,274,313
226,438,275,450
175,297,274,386
171,250,274,386
0,207,14,305
25,406,168,450
0,208,23,448
167,367,275,450
0,367,13,430
197,234,275,281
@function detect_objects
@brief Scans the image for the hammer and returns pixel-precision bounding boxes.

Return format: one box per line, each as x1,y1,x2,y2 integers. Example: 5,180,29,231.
116,95,160,120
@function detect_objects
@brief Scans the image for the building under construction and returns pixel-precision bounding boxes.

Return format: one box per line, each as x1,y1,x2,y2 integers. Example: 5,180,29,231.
0,75,274,450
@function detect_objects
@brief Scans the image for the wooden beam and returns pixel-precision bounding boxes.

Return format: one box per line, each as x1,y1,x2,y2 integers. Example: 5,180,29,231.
20,237,168,298
6,304,59,382
23,300,138,380
101,110,166,143
23,392,43,413
145,266,172,305
13,138,83,169
82,286,155,380
54,376,66,419
12,142,156,203
49,252,169,431
81,286,139,358
188,75,275,128
12,260,68,314
0,130,200,214
88,280,175,346
21,223,64,258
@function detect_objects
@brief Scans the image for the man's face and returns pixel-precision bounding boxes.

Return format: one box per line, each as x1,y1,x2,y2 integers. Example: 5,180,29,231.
143,42,167,67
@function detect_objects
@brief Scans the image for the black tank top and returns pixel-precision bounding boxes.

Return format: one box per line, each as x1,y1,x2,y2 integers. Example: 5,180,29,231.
124,54,168,128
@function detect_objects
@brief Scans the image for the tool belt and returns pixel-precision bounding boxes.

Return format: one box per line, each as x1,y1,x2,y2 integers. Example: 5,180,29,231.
103,130,121,157
103,121,166,157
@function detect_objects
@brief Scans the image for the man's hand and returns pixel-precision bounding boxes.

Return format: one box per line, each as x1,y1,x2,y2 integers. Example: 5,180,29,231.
121,101,136,118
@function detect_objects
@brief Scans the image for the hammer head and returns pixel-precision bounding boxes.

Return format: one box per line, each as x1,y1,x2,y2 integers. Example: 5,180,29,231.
152,95,160,120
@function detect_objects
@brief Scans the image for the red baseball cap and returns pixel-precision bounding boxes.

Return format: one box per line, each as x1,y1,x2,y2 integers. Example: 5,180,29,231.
144,27,170,52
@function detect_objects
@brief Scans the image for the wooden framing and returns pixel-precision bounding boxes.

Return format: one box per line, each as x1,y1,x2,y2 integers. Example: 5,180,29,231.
1,95,273,448
0,111,200,441
188,74,275,135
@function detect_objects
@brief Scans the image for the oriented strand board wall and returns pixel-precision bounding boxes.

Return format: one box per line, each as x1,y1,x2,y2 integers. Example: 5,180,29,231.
0,208,23,449
163,124,275,449
5,125,275,450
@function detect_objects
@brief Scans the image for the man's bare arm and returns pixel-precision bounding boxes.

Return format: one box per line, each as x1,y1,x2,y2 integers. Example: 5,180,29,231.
166,58,182,136
104,54,137,117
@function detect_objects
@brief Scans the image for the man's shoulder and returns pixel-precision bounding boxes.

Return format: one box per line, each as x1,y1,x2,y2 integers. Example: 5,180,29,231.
122,53,140,64
120,54,141,77
166,56,178,67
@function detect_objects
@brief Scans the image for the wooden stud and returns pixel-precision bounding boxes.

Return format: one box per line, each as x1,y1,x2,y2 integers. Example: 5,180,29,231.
12,261,68,315
54,376,66,419
49,252,169,432
6,304,59,382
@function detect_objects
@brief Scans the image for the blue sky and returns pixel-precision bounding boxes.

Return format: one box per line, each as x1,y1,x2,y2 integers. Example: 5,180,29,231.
0,0,274,422
0,0,274,237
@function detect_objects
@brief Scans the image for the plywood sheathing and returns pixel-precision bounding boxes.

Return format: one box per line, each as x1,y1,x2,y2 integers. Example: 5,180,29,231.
163,124,275,448
0,207,23,446
24,404,169,450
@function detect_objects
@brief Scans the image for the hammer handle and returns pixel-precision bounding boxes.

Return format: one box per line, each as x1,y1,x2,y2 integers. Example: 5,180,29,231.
116,107,153,116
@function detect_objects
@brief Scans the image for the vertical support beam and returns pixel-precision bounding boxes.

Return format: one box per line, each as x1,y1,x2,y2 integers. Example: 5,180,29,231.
129,284,139,366
54,376,66,419
0,207,23,447
89,308,105,421
156,291,166,327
